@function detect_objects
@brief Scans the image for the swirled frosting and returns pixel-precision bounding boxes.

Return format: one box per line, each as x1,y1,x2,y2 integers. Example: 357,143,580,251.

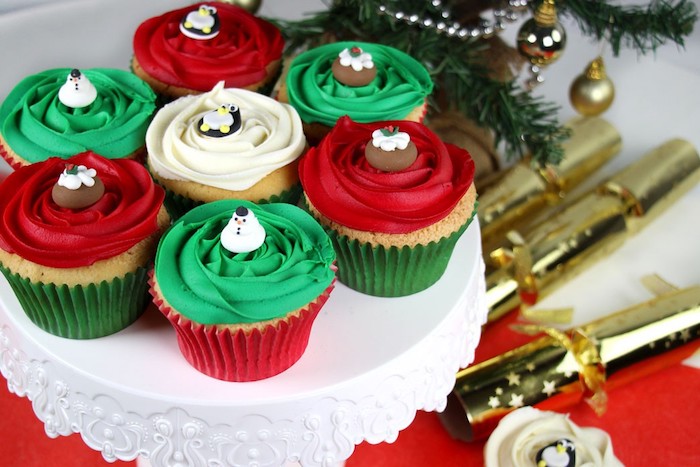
0,152,165,268
484,407,624,467
0,68,156,162
285,41,433,126
298,116,475,234
147,82,306,191
155,200,336,324
133,2,284,91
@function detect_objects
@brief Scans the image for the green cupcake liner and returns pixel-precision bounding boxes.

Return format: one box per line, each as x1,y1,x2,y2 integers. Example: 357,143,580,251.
0,264,150,339
162,183,303,221
313,202,477,297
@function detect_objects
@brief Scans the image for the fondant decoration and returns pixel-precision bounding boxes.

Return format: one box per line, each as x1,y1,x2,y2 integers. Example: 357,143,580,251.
198,103,242,137
535,438,576,467
331,46,377,86
58,69,97,109
51,164,105,209
365,125,418,172
220,206,266,253
180,5,220,40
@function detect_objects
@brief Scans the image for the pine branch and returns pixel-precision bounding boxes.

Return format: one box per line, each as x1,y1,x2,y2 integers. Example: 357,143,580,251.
558,0,698,55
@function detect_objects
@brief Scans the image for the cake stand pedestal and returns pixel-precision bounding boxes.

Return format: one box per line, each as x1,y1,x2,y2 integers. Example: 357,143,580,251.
0,222,486,467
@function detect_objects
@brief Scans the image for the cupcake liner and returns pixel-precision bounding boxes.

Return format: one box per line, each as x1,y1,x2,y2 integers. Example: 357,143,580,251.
162,183,303,221
0,264,150,339
149,272,335,382
0,142,23,171
326,207,477,297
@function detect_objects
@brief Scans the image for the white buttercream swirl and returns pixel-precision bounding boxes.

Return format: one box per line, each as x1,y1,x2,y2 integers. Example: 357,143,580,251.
484,407,624,467
146,82,306,191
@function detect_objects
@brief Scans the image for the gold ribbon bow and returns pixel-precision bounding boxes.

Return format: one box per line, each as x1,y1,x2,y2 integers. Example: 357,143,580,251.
513,324,608,415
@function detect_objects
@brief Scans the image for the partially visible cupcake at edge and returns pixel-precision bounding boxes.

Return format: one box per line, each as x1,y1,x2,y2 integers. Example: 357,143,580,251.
150,199,336,381
299,116,477,297
0,152,169,339
0,67,156,169
132,2,284,100
146,81,307,219
484,407,624,466
277,41,433,145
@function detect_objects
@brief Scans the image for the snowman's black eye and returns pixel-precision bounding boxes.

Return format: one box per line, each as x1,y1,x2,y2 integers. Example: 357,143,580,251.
243,219,246,222
234,217,238,221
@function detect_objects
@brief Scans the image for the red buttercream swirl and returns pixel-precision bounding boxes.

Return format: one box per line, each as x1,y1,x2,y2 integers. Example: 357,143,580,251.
133,2,284,91
0,152,165,268
298,117,475,234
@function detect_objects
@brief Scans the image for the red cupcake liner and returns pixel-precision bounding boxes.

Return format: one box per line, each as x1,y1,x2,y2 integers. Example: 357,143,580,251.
148,271,335,382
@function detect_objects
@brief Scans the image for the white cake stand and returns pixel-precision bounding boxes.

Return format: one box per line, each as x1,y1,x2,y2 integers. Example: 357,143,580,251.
0,220,486,467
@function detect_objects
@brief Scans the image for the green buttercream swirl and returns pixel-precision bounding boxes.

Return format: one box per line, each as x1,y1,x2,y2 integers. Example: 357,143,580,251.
285,42,433,126
155,200,336,325
0,68,156,161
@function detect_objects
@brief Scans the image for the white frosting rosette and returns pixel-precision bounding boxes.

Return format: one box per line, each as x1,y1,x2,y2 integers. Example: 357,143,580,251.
484,407,624,467
146,81,306,191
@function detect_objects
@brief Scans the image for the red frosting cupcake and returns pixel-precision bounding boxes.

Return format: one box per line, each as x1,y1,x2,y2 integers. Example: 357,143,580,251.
299,116,478,296
132,2,284,99
0,152,170,338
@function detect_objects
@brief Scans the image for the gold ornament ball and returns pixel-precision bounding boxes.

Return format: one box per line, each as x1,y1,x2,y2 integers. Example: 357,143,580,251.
516,19,567,66
220,0,262,14
569,58,615,116
516,0,566,67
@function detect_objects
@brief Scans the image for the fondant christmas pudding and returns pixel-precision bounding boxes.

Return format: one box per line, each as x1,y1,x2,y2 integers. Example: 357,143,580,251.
149,199,336,382
146,82,307,220
132,2,284,99
0,68,156,169
298,116,477,297
277,41,433,145
0,151,169,339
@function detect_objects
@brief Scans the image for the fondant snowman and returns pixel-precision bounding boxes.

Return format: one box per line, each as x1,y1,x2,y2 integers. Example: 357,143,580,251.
180,5,220,40
220,206,266,254
535,438,576,467
58,69,97,109
198,104,241,137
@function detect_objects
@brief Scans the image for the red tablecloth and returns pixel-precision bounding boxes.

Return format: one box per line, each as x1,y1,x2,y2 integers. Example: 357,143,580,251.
348,310,700,466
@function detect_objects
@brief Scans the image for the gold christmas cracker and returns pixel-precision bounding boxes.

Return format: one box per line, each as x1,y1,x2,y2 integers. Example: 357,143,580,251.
485,138,700,322
479,116,622,248
439,277,700,442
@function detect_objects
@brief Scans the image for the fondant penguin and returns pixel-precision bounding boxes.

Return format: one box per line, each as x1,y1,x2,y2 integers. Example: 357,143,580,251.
180,5,220,40
220,206,266,254
535,438,576,467
198,104,241,137
58,69,97,109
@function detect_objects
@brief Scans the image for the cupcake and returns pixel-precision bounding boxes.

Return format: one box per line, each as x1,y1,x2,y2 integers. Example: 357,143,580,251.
150,199,336,381
0,152,169,339
299,116,477,297
0,67,156,170
132,2,284,100
146,81,307,220
484,407,623,466
277,41,433,145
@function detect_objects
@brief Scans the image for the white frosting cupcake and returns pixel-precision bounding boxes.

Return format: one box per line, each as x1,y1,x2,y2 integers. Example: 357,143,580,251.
147,81,305,191
484,407,623,467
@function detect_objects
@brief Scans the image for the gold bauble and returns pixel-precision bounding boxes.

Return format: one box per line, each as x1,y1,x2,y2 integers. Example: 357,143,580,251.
569,57,615,116
516,0,566,66
220,0,262,14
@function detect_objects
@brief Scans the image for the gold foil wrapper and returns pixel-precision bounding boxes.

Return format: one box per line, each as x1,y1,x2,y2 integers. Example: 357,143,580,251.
440,281,700,442
485,138,700,322
479,116,622,247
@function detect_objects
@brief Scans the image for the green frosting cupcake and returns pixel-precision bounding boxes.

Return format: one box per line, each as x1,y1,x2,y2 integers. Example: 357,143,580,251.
0,67,156,162
285,41,433,127
155,200,336,325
